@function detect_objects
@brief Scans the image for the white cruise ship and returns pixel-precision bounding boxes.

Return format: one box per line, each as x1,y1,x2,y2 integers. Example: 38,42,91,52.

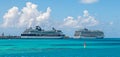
21,26,65,38
74,28,104,39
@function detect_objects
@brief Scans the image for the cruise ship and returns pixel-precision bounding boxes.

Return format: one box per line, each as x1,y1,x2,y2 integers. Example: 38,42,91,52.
21,26,65,38
74,28,104,38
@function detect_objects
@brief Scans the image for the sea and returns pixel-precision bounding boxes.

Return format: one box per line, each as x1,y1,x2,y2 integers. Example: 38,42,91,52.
0,38,120,57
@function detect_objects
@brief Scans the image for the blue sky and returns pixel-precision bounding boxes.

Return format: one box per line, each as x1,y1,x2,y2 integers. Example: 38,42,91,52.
0,0,120,38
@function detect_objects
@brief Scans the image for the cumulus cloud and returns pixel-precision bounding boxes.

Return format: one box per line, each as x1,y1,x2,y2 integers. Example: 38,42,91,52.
62,16,78,28
61,10,99,28
1,2,98,29
2,7,20,27
80,0,99,4
2,2,51,28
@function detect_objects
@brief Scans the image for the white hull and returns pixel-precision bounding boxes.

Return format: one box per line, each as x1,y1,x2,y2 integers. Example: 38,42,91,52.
21,36,64,39
74,36,81,39
74,36,103,39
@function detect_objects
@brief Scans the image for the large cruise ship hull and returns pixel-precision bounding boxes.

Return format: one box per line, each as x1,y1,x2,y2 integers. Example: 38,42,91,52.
21,26,66,39
74,36,103,39
21,36,64,39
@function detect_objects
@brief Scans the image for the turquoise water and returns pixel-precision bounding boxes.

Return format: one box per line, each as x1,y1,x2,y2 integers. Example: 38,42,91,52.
0,38,120,57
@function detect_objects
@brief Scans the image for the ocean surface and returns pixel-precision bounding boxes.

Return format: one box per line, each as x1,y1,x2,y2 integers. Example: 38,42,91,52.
0,38,120,57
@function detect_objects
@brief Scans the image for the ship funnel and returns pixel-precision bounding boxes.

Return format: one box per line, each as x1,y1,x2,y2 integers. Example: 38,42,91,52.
52,27,56,31
84,28,88,31
36,26,42,31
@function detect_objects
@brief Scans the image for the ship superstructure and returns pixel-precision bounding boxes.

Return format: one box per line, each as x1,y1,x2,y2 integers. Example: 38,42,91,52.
74,28,104,38
21,26,65,38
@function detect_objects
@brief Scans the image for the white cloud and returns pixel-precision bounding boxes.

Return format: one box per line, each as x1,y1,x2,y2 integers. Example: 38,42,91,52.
2,7,20,27
80,0,99,4
1,2,98,29
62,16,78,28
1,2,51,28
83,10,89,17
61,10,99,28
109,21,114,25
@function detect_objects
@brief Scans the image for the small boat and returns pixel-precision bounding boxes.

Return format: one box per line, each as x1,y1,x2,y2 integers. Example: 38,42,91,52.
84,42,86,48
